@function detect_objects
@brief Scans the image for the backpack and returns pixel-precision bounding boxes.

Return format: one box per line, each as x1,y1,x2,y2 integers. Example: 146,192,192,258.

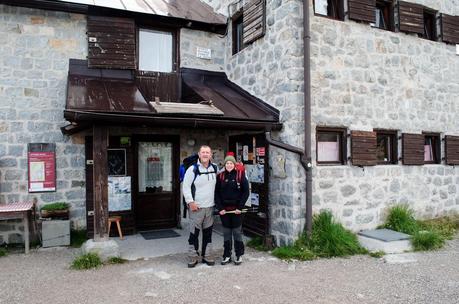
180,154,218,218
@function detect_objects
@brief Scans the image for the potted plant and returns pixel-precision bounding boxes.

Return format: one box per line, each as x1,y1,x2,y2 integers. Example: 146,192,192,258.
40,202,70,219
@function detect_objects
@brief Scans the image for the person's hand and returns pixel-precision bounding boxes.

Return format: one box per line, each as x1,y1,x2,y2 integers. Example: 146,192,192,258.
188,202,199,212
235,209,242,214
219,210,226,216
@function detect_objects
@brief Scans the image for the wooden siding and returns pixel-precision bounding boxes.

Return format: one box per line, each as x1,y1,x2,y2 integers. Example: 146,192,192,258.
445,135,459,165
351,131,377,166
87,16,136,69
242,0,266,45
135,72,179,103
398,1,424,34
348,0,376,23
402,133,424,165
441,14,459,44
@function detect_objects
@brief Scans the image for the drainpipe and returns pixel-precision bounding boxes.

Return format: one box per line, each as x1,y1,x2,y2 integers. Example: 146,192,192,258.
303,0,313,236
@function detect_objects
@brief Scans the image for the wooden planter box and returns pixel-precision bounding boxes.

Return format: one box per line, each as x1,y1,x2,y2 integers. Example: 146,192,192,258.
40,209,69,220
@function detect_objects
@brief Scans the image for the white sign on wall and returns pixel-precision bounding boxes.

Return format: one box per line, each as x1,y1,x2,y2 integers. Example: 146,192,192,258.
456,44,459,55
196,47,212,60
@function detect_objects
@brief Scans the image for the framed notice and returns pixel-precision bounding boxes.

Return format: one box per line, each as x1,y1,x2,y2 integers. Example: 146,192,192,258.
108,176,132,211
28,143,56,192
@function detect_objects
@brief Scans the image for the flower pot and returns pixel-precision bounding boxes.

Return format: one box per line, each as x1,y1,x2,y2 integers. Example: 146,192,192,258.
40,209,69,219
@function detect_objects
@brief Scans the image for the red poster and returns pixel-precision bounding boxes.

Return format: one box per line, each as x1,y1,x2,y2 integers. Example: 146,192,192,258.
256,147,265,156
28,144,56,192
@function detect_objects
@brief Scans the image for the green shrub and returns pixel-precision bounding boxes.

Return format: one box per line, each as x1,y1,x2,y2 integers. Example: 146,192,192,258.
70,229,87,248
246,237,270,252
418,217,458,240
40,202,69,211
369,251,385,258
272,246,315,261
307,211,367,257
272,211,366,261
71,253,102,270
0,248,7,257
412,230,445,251
107,257,126,264
383,205,418,235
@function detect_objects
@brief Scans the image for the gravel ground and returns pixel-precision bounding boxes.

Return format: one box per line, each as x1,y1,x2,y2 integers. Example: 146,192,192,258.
0,237,458,304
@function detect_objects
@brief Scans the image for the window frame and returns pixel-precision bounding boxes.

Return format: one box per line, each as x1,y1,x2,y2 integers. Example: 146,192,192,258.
374,129,398,165
313,0,345,21
136,26,178,74
232,10,245,55
423,132,441,164
316,127,347,165
422,9,437,41
373,0,394,31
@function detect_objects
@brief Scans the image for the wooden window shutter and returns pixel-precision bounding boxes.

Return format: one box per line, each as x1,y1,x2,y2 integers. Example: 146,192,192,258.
242,0,266,45
348,0,376,23
441,14,459,44
351,131,377,166
402,133,424,165
445,135,459,165
87,16,136,69
398,1,424,34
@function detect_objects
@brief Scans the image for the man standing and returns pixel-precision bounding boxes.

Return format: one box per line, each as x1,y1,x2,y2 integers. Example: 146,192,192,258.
182,145,218,267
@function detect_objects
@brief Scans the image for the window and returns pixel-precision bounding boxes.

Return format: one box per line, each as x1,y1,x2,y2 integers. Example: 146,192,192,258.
138,28,173,72
422,10,436,41
375,130,397,164
372,0,393,31
232,11,245,55
314,0,344,20
423,133,440,164
317,128,346,165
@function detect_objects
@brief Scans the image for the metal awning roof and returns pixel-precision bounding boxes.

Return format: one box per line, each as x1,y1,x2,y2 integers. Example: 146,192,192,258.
63,60,281,134
56,0,227,24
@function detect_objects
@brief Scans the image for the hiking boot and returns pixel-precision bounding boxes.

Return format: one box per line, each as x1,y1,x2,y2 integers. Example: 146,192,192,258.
202,256,215,266
187,255,200,268
234,256,242,265
221,256,232,265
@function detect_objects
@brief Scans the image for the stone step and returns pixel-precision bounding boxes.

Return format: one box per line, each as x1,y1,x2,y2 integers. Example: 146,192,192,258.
357,228,412,254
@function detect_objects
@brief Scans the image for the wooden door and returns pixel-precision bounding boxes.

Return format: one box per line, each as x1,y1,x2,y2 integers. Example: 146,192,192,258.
133,135,179,230
228,133,269,238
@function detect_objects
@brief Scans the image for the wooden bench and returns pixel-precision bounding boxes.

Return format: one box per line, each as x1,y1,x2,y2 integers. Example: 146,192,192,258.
0,201,35,254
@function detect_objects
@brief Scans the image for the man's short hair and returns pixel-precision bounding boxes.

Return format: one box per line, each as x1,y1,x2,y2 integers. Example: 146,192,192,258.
199,145,211,152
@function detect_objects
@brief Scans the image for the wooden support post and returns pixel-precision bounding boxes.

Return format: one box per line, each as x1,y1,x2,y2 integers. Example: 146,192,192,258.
93,125,109,241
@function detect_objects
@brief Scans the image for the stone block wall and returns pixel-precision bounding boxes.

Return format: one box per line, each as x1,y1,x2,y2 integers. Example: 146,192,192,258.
200,0,459,244
0,5,87,243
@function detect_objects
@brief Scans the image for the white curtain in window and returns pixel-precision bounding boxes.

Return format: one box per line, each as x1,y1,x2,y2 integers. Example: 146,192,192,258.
318,142,339,162
424,144,433,161
139,29,173,72
315,0,328,15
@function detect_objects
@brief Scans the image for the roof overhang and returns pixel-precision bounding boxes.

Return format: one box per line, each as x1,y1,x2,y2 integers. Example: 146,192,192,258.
63,60,282,134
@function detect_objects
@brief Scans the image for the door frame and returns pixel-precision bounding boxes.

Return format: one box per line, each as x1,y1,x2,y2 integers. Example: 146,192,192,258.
132,134,180,230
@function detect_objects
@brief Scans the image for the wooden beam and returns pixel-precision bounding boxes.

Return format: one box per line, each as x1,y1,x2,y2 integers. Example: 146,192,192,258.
93,125,109,241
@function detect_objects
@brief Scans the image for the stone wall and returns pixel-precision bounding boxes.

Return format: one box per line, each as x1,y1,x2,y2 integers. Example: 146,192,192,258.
310,0,459,231
202,0,459,244
0,5,87,243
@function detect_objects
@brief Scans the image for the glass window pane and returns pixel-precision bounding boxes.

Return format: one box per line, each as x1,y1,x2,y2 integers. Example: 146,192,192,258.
138,142,172,192
139,29,173,72
315,0,328,15
318,132,340,162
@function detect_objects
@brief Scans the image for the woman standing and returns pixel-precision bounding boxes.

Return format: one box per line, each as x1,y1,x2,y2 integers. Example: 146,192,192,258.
215,154,249,265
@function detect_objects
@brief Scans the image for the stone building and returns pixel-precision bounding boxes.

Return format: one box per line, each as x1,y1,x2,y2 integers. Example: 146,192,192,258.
0,0,458,246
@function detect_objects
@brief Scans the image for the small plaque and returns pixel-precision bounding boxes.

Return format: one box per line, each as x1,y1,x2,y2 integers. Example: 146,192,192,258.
196,47,212,60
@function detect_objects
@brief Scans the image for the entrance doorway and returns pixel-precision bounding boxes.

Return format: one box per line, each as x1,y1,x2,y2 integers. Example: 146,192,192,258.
133,135,180,231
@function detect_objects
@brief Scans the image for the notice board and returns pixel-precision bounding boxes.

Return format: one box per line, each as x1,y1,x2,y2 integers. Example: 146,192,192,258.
28,143,56,192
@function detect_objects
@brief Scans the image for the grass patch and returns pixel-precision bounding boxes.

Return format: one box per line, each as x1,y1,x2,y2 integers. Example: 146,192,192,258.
70,229,87,248
246,237,270,252
0,248,7,257
40,202,69,211
383,205,418,235
71,253,102,270
412,230,445,251
369,251,385,258
383,206,458,251
107,257,126,264
272,211,366,261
